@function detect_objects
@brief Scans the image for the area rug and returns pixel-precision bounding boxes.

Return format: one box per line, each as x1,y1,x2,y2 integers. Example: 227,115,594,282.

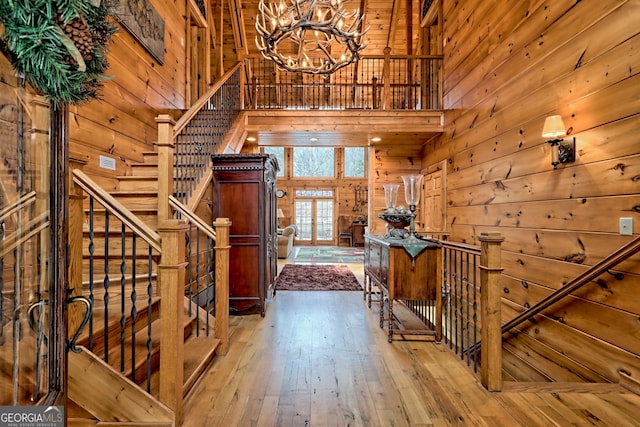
294,246,364,263
275,264,362,291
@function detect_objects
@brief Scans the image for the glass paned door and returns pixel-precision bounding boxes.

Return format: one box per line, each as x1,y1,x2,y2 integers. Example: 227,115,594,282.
295,198,334,245
1,97,66,412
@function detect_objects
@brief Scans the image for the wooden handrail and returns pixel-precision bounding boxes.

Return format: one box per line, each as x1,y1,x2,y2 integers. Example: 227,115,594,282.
1,212,49,257
0,190,36,222
173,62,243,135
440,239,481,254
168,195,216,241
71,169,162,252
501,234,640,335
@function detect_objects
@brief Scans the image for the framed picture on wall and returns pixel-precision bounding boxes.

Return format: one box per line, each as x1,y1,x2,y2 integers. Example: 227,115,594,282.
114,0,165,64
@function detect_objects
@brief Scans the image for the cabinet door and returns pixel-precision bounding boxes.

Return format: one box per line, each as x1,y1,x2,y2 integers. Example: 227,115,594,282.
366,240,382,282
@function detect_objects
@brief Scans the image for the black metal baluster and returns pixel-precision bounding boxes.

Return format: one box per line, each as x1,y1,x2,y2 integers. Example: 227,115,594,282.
206,235,213,334
130,234,137,383
449,247,454,348
88,197,95,350
103,210,110,363
472,253,479,373
453,250,459,354
146,246,153,393
210,235,216,318
465,252,470,366
120,223,126,373
195,225,201,336
458,250,464,358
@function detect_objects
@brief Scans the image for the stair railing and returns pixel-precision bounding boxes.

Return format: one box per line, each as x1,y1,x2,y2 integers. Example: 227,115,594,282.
169,195,229,354
499,234,640,335
171,62,243,207
458,234,640,391
244,52,443,110
69,165,162,396
435,233,504,391
154,67,239,418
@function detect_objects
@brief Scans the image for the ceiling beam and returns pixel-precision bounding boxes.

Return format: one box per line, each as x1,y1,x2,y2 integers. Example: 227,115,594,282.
386,0,402,49
227,0,249,56
406,0,413,55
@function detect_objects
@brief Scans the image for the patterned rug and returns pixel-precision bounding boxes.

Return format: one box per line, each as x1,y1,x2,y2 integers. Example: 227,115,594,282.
274,264,362,291
294,246,364,263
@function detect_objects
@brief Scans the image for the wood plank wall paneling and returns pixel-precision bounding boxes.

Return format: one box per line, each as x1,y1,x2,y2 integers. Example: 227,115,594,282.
65,0,188,184
214,1,241,72
424,0,640,383
368,144,423,235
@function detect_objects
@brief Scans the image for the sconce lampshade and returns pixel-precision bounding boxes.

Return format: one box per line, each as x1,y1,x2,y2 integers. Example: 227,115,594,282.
277,208,285,218
541,115,567,139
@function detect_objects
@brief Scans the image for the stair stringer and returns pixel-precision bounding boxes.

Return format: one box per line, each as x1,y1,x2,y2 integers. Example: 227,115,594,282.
218,110,248,154
68,346,174,426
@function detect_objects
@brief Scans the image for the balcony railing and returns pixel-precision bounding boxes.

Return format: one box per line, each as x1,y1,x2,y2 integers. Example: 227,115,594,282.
244,54,442,111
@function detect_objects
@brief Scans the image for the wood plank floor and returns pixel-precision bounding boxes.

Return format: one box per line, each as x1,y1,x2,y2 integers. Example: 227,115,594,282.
182,255,640,427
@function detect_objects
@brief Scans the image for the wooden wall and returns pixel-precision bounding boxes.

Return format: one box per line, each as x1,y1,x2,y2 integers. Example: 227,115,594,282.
69,0,189,192
423,0,640,383
368,144,424,235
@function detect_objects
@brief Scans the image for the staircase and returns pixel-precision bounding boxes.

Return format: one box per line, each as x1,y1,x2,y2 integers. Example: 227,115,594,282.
66,147,229,426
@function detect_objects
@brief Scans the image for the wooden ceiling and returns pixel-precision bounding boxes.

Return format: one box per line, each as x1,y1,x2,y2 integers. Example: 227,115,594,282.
220,0,436,148
233,0,423,57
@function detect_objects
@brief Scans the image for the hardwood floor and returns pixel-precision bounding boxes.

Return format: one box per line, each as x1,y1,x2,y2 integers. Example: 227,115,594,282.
182,251,640,426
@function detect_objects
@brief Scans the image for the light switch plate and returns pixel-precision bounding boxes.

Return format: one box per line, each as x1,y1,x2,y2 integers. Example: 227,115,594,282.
619,217,633,236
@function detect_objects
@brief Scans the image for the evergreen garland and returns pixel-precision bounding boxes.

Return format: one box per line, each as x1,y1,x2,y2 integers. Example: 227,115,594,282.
0,0,117,105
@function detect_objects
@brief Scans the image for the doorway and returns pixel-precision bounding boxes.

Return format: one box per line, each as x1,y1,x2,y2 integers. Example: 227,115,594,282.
294,191,334,245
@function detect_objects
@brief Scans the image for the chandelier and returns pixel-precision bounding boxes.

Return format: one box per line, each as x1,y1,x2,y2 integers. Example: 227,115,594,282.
256,0,368,74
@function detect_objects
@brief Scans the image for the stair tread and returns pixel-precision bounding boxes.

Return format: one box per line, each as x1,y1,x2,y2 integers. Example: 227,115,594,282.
117,176,159,181
108,190,159,196
183,334,220,397
91,298,213,382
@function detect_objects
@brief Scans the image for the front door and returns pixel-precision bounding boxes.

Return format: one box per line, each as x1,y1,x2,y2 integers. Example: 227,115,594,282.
294,191,334,245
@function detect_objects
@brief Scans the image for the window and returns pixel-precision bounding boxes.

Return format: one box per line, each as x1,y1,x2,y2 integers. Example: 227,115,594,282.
293,147,334,177
263,146,285,177
344,147,365,177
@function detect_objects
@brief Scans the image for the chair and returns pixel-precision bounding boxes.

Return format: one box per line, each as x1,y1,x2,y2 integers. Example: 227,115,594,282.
337,216,353,247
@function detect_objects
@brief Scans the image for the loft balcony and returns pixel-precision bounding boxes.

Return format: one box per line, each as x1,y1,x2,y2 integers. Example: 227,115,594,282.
237,55,445,146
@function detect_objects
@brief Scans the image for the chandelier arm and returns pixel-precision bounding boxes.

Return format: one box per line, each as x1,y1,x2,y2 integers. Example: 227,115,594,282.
316,42,337,65
256,0,368,74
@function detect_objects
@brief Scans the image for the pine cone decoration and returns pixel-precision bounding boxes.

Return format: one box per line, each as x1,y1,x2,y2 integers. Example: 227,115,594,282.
56,11,94,61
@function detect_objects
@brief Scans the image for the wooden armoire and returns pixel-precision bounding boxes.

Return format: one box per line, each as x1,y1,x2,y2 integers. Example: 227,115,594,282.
211,154,279,316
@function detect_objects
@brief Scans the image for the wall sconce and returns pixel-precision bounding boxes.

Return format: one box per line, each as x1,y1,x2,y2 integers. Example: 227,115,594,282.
542,115,575,169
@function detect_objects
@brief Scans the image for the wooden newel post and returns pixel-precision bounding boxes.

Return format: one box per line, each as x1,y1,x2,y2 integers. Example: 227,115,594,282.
239,61,246,110
158,219,189,422
479,232,504,391
213,218,231,355
155,114,176,223
382,46,391,110
251,76,258,109
372,77,378,109
68,153,88,336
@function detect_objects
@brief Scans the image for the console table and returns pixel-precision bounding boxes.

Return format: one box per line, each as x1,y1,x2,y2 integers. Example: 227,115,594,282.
364,235,442,342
